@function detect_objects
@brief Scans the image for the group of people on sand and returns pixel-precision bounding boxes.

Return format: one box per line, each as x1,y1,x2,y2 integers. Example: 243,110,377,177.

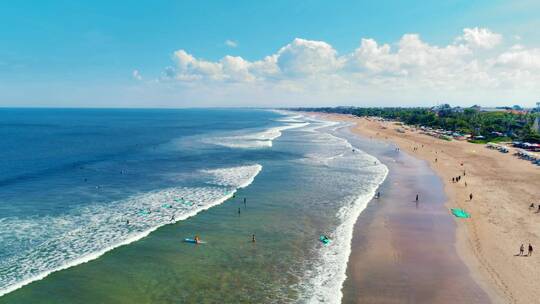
450,170,473,199
529,203,540,213
451,175,462,183
518,243,533,256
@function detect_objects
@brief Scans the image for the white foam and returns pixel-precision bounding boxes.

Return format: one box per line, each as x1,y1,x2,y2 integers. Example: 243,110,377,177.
294,118,389,304
302,167,388,304
200,164,262,188
0,164,263,297
206,123,309,149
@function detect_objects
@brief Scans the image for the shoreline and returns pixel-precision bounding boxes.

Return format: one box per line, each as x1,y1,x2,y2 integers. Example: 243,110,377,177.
320,113,539,303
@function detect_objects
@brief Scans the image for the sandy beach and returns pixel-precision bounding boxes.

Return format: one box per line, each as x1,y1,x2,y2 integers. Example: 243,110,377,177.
318,113,539,303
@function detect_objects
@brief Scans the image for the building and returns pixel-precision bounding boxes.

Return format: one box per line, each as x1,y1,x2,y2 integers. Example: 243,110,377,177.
532,102,540,133
534,116,540,133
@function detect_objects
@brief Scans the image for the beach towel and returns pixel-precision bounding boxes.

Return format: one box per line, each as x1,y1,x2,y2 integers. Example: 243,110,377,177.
451,208,470,218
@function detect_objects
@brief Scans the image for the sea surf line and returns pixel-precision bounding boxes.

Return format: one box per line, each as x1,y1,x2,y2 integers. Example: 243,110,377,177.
289,114,388,304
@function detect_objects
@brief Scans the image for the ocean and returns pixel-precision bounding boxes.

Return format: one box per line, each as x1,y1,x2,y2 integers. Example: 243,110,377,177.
0,108,387,303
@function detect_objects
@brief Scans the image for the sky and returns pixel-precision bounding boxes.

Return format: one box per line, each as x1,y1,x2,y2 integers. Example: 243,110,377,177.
1,0,539,108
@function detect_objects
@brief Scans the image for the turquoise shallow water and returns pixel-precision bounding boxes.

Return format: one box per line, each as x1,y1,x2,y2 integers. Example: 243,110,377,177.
0,110,387,303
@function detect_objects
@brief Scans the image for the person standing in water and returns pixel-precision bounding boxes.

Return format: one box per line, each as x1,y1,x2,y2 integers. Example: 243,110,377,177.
243,197,247,208
252,234,256,243
238,207,241,215
415,194,419,202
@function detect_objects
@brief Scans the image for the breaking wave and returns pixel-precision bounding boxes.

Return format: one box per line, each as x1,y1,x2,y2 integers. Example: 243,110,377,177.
0,164,263,297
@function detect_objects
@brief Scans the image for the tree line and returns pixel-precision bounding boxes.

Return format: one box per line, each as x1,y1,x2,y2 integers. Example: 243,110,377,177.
288,105,540,143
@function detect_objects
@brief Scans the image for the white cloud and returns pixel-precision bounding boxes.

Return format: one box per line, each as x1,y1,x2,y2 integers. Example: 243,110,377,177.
275,38,343,76
458,27,502,49
225,40,238,48
495,47,540,70
156,27,540,107
132,69,142,80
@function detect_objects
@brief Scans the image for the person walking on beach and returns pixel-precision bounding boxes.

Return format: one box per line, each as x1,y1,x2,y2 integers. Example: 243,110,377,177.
469,193,473,201
530,203,535,210
519,244,525,256
528,244,533,256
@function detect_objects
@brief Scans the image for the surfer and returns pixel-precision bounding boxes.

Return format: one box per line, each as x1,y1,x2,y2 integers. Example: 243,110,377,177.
195,235,201,244
171,214,175,221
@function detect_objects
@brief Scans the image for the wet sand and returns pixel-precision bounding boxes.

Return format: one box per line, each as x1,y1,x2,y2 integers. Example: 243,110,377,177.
338,127,491,303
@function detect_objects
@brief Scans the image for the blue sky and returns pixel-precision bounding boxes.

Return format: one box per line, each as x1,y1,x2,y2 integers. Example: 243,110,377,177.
1,0,539,107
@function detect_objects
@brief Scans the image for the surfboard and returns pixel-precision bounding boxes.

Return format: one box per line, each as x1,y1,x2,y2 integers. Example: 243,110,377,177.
184,238,206,244
319,235,331,245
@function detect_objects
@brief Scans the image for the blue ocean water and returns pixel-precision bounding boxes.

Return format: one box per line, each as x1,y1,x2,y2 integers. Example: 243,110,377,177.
0,109,387,303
